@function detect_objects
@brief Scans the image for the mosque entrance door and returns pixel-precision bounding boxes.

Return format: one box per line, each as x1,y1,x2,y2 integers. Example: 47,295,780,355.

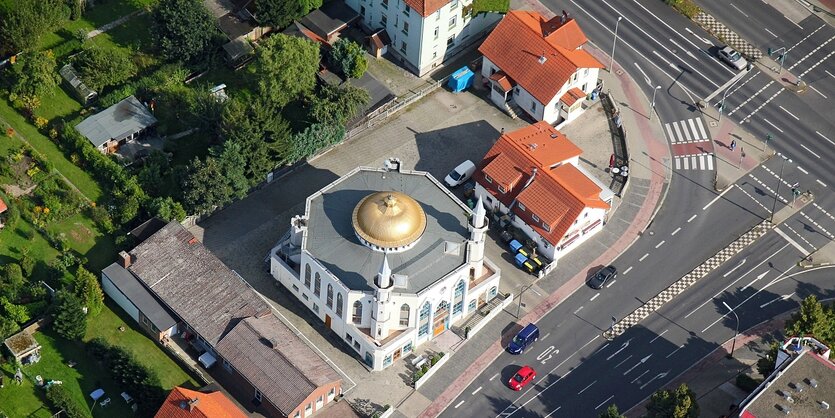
433,301,449,336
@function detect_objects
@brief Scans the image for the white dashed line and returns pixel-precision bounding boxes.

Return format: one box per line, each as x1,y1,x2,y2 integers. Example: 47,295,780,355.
762,117,784,133
817,179,827,187
798,166,809,175
703,185,734,210
650,329,668,343
623,266,633,275
808,84,827,99
574,306,584,314
687,214,697,222
578,380,597,395
800,144,821,158
816,131,835,146
606,279,617,288
671,227,681,236
764,28,778,38
655,240,666,248
455,400,465,408
778,106,799,120
590,293,600,301
639,253,649,262
472,386,483,395
490,373,499,381
595,396,615,410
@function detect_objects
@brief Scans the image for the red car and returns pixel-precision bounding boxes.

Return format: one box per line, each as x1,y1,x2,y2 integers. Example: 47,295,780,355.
508,365,536,391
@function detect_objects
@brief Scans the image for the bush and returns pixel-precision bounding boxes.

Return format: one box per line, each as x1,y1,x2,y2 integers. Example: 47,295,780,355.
45,384,88,418
735,374,762,392
52,291,86,340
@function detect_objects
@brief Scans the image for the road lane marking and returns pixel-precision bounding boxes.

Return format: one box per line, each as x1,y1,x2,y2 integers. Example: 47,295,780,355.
826,69,835,79
595,396,615,410
640,371,671,390
590,293,600,301
639,253,649,262
762,117,784,133
472,386,483,395
687,214,697,222
655,240,666,248
817,179,827,187
786,24,824,54
800,144,821,158
615,355,633,368
530,287,543,296
650,329,668,343
671,227,681,236
454,400,465,408
623,354,653,375
798,166,809,175
722,259,746,277
630,369,650,384
685,27,711,45
606,279,617,288
684,244,790,318
490,373,499,381
578,380,597,394
695,118,708,138
634,62,652,86
623,266,633,274
743,271,769,290
764,28,778,38
808,84,827,99
815,131,835,146
778,105,800,120
669,38,696,58
741,88,784,123
783,14,803,29
666,344,685,358
730,3,748,17
729,80,774,116
760,292,796,308
574,306,584,314
790,34,835,71
544,406,562,418
542,333,550,340
688,119,700,139
703,185,734,210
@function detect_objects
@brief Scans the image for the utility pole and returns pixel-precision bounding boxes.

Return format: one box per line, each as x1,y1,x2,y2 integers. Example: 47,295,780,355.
722,302,740,358
650,85,661,120
770,153,791,221
609,16,623,72
767,46,788,75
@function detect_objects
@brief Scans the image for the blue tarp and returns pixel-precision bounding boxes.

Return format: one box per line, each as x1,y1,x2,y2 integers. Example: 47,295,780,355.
448,66,474,93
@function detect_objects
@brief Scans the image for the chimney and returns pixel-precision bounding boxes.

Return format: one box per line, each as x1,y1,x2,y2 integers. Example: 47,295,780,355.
118,251,132,268
538,53,547,64
188,397,199,412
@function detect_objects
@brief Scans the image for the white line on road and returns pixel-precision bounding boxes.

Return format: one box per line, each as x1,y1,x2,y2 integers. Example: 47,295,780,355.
630,370,650,384
623,266,633,275
574,306,584,314
808,84,827,99
472,386,483,395
639,253,649,262
743,271,769,290
815,131,835,146
784,14,803,29
606,279,617,288
634,62,652,86
798,166,809,175
687,214,697,222
530,287,543,297
742,88,784,122
623,354,653,375
764,27,778,38
454,400,465,409
703,185,734,210
827,69,835,78
762,117,785,133
722,259,746,278
590,293,600,301
669,38,696,58
666,344,685,358
729,80,774,116
685,27,711,45
578,380,598,394
730,3,748,17
760,292,796,308
671,227,682,236
778,106,799,120
543,406,562,418
595,396,615,410
817,179,828,187
542,333,550,340
490,373,499,381
615,355,633,368
650,329,669,343
774,228,811,256
655,240,666,248
800,144,821,159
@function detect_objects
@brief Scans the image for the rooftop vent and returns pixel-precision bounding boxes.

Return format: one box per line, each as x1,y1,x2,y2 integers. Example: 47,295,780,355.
778,390,794,403
789,382,804,393
776,404,791,414
550,133,558,139
821,401,830,410
538,53,547,64
806,378,818,388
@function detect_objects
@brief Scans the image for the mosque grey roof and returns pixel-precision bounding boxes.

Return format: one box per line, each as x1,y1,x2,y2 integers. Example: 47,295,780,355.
304,167,472,294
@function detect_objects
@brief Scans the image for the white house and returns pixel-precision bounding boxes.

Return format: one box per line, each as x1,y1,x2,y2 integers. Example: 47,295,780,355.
345,0,502,76
479,10,604,125
270,159,502,371
473,122,613,261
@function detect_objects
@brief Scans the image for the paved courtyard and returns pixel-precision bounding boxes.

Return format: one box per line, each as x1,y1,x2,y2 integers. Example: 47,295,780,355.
189,81,619,415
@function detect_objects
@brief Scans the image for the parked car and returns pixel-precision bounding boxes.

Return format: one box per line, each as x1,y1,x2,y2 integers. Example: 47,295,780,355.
717,46,748,70
444,160,476,187
508,365,536,391
507,323,540,354
588,265,617,290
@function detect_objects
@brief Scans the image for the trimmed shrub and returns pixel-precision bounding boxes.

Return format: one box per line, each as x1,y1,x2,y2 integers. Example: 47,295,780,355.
45,384,89,418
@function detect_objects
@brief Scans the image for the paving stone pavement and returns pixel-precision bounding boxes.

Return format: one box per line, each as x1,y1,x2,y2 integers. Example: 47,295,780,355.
694,12,764,60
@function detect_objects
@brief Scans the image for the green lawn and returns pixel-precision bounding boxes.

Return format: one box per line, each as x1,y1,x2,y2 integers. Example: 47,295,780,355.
37,85,83,122
0,100,102,202
0,217,59,277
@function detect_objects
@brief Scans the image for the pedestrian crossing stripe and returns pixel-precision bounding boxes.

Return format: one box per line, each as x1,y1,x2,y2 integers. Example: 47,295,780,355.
664,118,711,144
674,154,714,170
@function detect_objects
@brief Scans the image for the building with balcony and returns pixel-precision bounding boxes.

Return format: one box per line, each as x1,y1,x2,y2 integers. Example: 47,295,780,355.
270,159,502,371
346,0,502,76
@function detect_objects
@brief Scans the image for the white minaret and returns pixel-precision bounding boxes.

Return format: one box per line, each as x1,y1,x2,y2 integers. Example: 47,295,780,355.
371,255,393,340
467,196,488,278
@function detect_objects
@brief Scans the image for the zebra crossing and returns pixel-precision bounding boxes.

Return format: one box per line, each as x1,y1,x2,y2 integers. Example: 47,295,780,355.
665,117,714,171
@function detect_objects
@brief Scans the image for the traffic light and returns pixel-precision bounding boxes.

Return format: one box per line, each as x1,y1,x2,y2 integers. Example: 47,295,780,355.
767,47,772,56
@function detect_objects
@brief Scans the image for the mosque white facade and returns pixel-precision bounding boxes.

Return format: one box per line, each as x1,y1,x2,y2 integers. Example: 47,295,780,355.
269,159,502,371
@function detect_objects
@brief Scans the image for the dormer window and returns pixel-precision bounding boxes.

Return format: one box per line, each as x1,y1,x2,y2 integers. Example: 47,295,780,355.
532,213,540,222
543,223,551,232
518,202,526,211
498,185,506,194
485,175,493,183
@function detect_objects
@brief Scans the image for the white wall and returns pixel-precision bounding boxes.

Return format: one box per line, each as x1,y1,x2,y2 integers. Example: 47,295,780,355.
101,272,140,323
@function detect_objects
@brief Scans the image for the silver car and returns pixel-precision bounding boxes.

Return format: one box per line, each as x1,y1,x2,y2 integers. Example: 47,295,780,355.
718,46,748,70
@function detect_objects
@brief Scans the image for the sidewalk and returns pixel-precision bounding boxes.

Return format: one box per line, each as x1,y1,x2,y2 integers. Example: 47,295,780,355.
417,43,672,418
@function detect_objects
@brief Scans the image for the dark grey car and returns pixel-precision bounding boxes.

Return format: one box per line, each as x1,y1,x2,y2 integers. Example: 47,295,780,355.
589,265,617,289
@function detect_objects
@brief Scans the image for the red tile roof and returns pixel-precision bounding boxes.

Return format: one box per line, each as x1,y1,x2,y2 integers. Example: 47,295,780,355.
488,71,514,91
475,124,609,245
560,87,586,107
0,198,7,213
479,11,603,104
155,387,247,418
404,0,449,17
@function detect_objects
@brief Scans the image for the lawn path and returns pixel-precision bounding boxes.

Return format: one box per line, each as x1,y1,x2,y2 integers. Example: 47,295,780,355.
86,9,146,39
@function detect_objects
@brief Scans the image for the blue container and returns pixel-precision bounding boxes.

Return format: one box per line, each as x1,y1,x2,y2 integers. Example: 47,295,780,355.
514,252,528,267
447,66,474,93
509,239,523,253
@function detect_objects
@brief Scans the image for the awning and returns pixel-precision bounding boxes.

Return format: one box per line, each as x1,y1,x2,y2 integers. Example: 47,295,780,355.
198,351,217,368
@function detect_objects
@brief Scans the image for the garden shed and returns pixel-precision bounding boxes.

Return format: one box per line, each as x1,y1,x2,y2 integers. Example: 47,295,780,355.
59,64,97,105
75,95,158,155
3,331,41,365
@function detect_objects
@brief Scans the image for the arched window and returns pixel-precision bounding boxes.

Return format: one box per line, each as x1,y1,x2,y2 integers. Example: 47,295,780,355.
304,264,311,288
326,284,333,308
352,301,363,323
336,293,344,318
314,273,321,297
399,304,410,326
418,302,431,337
452,280,465,315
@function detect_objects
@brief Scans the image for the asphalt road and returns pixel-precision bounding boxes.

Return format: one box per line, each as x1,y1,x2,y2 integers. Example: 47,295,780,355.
438,0,835,416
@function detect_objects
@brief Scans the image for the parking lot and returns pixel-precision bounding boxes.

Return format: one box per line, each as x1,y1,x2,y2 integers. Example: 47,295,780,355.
188,81,617,412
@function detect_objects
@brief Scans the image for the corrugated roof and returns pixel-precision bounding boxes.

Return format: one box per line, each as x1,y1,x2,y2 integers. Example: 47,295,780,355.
128,222,269,345
102,262,178,332
75,95,157,147
155,387,247,418
215,315,341,415
479,11,603,104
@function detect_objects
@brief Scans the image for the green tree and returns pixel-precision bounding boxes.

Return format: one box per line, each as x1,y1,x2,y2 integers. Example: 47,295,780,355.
254,34,319,106
254,0,306,28
329,38,368,79
309,83,370,126
13,50,61,112
151,0,217,62
0,0,67,53
278,123,345,164
146,196,187,222
20,253,35,276
645,384,699,418
1,297,30,324
52,291,87,340
599,404,626,418
786,295,834,345
73,266,104,316
72,44,137,91
214,141,251,196
182,156,235,215
220,97,291,184
0,315,19,339
0,263,26,302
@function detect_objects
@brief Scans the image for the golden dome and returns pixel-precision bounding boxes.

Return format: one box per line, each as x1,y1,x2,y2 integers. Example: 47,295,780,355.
352,191,427,250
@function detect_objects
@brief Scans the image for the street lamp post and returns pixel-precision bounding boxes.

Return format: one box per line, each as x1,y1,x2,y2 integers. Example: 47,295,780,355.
719,73,746,123
722,302,740,358
516,285,528,319
770,153,791,222
650,85,661,120
609,16,623,72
